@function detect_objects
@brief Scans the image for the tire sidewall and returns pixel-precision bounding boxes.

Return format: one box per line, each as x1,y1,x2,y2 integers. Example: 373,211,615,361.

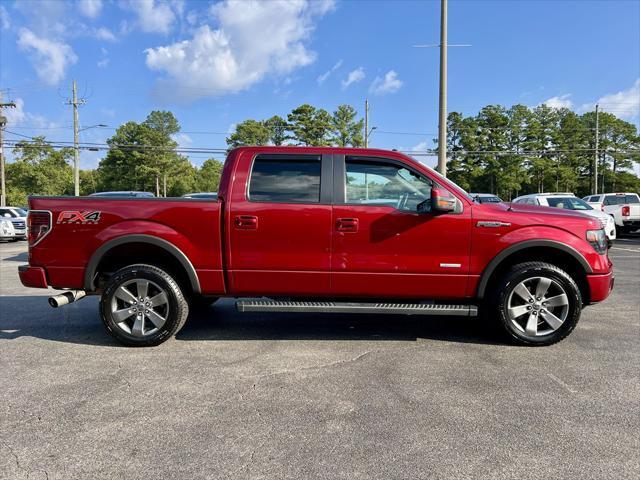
496,264,582,346
100,265,185,347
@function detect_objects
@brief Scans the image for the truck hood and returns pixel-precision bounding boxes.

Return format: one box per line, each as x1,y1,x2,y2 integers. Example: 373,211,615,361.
477,202,600,239
501,202,598,220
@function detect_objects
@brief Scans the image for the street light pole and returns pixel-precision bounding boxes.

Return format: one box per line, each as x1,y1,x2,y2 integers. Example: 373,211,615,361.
437,0,448,177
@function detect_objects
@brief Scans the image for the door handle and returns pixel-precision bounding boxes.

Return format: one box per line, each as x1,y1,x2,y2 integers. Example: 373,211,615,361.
234,215,258,230
336,217,359,232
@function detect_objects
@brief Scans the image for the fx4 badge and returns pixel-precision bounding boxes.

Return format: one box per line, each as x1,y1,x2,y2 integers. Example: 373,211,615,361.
57,210,102,224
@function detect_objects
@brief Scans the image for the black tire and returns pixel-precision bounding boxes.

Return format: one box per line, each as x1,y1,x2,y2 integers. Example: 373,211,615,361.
100,264,189,347
490,261,582,346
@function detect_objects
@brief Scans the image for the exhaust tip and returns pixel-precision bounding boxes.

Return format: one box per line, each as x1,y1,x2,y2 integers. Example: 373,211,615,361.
48,297,59,308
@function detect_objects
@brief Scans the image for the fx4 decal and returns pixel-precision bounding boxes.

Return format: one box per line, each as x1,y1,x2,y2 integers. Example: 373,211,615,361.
57,210,102,224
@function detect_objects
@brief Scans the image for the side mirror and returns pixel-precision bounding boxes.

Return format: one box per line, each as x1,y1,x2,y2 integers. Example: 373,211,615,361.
431,188,456,213
3,213,10,218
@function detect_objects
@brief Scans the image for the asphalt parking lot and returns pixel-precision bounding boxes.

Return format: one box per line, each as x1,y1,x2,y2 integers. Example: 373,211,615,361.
1,237,639,480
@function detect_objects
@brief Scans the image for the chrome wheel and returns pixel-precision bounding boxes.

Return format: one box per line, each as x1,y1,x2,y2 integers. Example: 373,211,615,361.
506,276,569,338
110,279,169,337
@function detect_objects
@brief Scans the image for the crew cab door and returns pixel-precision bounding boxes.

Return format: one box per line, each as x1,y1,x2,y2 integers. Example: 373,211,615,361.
331,155,471,299
227,152,333,295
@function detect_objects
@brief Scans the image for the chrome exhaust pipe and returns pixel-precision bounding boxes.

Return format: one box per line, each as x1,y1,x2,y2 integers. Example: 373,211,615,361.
48,290,86,308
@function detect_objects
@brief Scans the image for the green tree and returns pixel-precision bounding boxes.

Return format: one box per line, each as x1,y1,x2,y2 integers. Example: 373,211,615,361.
331,104,364,147
97,111,184,195
287,104,332,145
264,115,289,146
7,137,74,205
195,158,224,192
226,120,270,148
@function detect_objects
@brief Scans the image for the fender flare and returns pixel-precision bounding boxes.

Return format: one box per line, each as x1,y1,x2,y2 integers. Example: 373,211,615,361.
476,240,592,299
83,234,201,293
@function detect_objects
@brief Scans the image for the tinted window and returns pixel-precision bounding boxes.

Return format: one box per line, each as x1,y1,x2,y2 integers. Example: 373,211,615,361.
0,208,16,217
603,195,638,206
478,195,502,203
547,197,592,210
345,160,432,211
249,156,321,203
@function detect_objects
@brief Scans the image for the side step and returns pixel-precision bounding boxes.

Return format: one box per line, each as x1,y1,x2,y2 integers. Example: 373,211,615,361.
236,300,478,317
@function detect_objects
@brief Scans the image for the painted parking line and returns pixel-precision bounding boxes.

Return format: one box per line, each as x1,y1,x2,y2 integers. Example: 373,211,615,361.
611,247,640,253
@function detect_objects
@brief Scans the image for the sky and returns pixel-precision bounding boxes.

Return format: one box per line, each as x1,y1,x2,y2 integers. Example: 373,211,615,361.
1,0,639,170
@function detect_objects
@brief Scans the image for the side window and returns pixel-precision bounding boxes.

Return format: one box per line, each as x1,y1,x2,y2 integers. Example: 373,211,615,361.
249,155,321,203
344,159,432,211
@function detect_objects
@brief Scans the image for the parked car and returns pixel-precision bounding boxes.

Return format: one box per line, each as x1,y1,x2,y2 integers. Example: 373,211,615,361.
470,193,503,204
583,193,640,234
512,193,616,241
0,218,17,242
89,191,155,198
182,192,218,199
0,206,27,240
20,146,613,347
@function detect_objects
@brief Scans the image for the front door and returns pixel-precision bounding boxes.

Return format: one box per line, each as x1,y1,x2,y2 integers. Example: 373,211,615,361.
228,152,333,296
331,155,471,299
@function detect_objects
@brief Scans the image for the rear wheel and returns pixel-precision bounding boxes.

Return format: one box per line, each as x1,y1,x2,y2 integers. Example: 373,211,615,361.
100,264,189,347
492,262,582,346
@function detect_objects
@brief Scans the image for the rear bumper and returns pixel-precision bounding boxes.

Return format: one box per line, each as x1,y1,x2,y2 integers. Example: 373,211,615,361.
586,271,614,303
18,265,49,289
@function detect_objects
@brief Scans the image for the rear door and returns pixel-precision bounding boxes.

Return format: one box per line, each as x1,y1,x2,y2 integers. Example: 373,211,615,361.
227,152,334,296
330,155,472,299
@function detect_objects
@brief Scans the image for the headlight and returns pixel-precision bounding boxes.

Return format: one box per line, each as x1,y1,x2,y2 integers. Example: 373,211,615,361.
586,229,607,254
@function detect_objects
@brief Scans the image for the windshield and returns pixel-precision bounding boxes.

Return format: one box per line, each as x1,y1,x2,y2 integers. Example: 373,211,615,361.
14,208,27,216
547,197,593,211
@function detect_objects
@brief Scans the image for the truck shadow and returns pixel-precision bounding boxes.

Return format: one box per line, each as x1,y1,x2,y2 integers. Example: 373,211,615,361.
0,296,504,347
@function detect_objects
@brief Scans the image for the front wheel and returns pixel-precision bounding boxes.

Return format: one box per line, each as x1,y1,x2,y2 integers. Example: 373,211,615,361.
492,262,582,346
100,264,189,347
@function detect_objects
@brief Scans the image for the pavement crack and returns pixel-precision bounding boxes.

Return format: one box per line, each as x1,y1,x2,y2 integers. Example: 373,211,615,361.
257,350,374,380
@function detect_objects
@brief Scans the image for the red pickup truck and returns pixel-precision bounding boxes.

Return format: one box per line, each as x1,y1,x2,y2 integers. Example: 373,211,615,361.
20,146,613,347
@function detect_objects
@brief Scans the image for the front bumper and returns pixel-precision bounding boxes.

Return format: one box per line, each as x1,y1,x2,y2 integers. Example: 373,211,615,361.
18,265,49,289
586,271,614,303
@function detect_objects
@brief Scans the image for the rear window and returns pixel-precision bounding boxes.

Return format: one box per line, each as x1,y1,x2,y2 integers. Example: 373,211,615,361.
249,155,321,203
604,194,639,206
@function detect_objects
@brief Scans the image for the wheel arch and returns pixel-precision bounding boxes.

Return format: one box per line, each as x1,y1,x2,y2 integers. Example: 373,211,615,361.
477,240,592,301
84,234,201,294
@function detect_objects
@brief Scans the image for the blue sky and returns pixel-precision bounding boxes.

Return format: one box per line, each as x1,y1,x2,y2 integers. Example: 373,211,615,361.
1,0,639,169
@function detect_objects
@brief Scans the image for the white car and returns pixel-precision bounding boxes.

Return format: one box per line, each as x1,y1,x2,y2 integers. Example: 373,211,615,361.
583,192,640,234
0,218,17,242
512,193,616,241
0,206,27,240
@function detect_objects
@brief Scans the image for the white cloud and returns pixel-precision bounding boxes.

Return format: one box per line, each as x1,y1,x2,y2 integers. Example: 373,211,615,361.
79,0,103,19
3,98,60,131
369,70,403,95
122,0,176,34
543,94,573,109
317,59,343,84
17,28,77,85
342,67,365,89
97,58,109,68
412,141,430,152
145,0,335,100
93,27,117,42
587,79,640,120
0,5,10,30
173,132,193,149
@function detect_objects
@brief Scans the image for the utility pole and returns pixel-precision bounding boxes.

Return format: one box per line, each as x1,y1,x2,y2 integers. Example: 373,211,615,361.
364,99,369,148
0,92,17,207
437,0,448,176
594,103,599,195
66,81,85,196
